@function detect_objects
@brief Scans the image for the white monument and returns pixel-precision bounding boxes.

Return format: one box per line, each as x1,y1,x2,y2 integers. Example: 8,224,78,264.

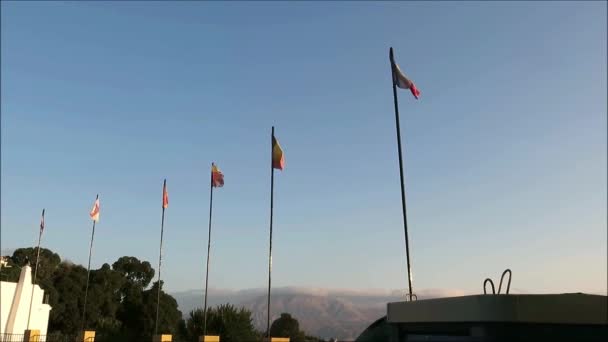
0,264,52,335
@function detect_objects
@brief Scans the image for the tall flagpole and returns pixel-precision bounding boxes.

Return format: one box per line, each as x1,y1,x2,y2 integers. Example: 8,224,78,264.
82,194,99,330
81,220,96,330
155,179,167,335
26,209,44,329
203,163,214,336
266,126,276,338
389,47,414,300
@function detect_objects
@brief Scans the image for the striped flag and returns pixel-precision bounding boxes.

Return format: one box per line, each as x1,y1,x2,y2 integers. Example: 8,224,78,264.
211,164,225,188
40,209,45,233
162,180,169,209
89,196,100,222
272,136,285,170
390,53,421,99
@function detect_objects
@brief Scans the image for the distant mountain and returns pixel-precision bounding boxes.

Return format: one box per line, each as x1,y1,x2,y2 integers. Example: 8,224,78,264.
241,293,384,341
172,287,465,340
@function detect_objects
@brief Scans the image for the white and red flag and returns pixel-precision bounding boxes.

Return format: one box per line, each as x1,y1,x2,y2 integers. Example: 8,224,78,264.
390,52,421,99
89,196,100,222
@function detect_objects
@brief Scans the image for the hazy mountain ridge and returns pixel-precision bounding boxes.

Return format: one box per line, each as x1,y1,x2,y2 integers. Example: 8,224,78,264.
172,287,465,340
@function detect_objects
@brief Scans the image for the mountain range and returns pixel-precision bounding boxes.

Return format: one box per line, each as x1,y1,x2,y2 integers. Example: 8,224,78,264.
172,287,466,340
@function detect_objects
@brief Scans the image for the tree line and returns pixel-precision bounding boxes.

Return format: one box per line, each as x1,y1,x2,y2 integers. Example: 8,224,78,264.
0,247,326,342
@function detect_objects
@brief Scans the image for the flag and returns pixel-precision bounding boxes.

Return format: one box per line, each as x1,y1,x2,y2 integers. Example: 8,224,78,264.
89,197,100,222
211,164,224,188
162,180,169,209
390,52,421,99
272,135,285,170
40,209,45,233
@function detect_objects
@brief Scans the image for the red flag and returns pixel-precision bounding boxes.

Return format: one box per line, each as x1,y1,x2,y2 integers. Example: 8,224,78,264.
162,180,169,209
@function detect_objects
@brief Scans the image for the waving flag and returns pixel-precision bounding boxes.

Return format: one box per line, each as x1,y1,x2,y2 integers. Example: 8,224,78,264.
272,136,285,170
40,209,45,233
390,53,421,99
89,196,100,222
211,164,225,188
162,180,169,209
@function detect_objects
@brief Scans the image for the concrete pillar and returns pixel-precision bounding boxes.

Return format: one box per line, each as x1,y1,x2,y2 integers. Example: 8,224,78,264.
153,334,172,342
198,336,220,342
24,329,40,342
78,330,96,342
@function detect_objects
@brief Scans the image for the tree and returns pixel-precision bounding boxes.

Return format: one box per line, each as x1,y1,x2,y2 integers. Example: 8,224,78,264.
47,261,87,334
112,256,155,291
117,280,183,340
112,255,155,308
186,304,257,342
270,313,306,342
84,263,125,332
2,247,185,341
7,247,61,284
112,256,156,339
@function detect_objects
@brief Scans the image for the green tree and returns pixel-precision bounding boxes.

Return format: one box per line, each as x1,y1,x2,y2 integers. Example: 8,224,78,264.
118,280,183,340
113,256,159,338
270,313,306,342
112,256,155,292
7,247,61,284
47,261,87,334
186,304,257,342
84,263,125,332
3,247,186,341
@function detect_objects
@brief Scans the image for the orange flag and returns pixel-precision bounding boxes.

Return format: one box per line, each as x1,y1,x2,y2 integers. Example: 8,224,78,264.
211,164,225,188
272,136,285,170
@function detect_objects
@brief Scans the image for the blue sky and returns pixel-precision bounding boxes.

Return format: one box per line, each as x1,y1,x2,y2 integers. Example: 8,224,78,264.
1,1,606,295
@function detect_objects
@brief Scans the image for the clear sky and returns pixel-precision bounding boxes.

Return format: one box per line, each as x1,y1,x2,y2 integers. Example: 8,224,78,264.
1,1,606,295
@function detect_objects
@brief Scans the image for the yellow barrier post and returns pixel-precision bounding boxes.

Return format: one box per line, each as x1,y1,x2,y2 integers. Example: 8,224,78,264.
263,338,290,342
199,336,220,342
153,334,172,342
78,330,96,342
23,329,40,342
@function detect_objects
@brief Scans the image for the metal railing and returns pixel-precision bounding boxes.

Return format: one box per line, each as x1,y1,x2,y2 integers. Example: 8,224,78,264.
0,334,25,342
482,268,512,295
0,333,80,342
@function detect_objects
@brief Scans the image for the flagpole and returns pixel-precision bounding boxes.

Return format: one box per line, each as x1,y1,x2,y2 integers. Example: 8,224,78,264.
266,126,274,339
203,163,214,336
266,126,275,338
155,179,167,336
389,47,414,300
26,209,44,330
81,194,99,331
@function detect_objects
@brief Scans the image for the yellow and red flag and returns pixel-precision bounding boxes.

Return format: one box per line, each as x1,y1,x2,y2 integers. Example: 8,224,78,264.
162,180,169,209
89,196,100,222
272,136,285,170
211,164,224,188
